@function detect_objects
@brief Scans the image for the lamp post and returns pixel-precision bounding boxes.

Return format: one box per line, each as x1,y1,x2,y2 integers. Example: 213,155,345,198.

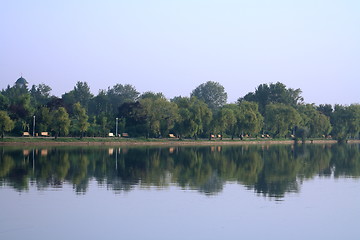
115,117,118,137
33,116,36,137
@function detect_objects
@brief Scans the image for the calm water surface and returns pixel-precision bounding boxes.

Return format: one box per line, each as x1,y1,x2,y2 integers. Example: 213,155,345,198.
1,144,360,240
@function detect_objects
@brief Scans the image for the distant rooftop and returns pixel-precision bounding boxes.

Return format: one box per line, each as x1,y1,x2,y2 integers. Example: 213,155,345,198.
15,76,28,87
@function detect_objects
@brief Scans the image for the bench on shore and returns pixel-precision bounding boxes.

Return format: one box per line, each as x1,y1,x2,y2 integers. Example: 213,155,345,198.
122,133,129,137
108,133,114,137
22,132,30,137
169,133,176,138
41,132,50,137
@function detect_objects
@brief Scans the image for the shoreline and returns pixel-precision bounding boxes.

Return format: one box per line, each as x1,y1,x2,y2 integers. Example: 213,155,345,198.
1,138,359,147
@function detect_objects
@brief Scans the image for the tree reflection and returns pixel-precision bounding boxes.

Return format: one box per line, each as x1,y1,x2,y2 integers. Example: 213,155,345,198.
0,143,359,198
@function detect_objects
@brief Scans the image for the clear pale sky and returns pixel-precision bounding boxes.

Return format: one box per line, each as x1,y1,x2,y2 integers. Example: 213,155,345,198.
1,0,359,105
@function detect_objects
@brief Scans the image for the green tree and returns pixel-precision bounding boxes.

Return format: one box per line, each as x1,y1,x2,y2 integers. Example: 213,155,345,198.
2,82,34,120
0,93,9,111
237,101,263,137
137,98,179,138
317,104,333,118
332,104,360,142
99,115,109,137
191,81,227,111
265,104,301,138
30,83,52,106
157,99,179,137
72,102,90,138
139,91,165,100
312,111,332,137
173,97,212,139
239,82,303,114
62,81,93,110
297,104,332,138
0,111,15,138
215,107,236,139
347,104,360,139
172,97,195,138
88,89,111,117
221,104,241,139
107,84,139,113
36,107,52,132
87,116,98,137
51,107,71,139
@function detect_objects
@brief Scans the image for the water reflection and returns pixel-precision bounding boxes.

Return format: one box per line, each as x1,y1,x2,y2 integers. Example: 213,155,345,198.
1,144,359,199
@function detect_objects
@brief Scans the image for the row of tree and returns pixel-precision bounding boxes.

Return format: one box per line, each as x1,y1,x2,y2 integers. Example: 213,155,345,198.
0,77,359,141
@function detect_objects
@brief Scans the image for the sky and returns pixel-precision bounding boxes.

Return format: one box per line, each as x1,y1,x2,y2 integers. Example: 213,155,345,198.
1,0,359,105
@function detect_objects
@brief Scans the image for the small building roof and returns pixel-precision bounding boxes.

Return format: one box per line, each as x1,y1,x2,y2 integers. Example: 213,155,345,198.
15,76,28,86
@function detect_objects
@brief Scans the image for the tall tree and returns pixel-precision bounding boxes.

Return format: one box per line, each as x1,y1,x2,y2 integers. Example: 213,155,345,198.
173,97,212,139
139,91,165,100
88,89,111,117
347,104,360,139
312,111,332,137
265,104,301,138
0,93,9,111
36,107,52,132
30,83,52,106
136,98,179,138
237,101,263,137
0,111,15,138
2,80,34,120
297,104,332,138
191,81,227,111
332,104,360,142
238,82,303,114
107,84,139,113
62,81,93,110
118,101,147,136
51,107,71,139
220,104,241,139
215,107,236,139
72,102,90,138
317,104,333,118
9,94,34,120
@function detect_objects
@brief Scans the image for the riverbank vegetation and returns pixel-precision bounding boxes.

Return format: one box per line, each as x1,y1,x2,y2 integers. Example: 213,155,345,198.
1,77,359,142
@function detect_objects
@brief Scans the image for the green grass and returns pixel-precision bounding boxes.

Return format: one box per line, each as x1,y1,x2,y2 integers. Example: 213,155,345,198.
0,136,339,143
1,137,150,142
1,136,284,143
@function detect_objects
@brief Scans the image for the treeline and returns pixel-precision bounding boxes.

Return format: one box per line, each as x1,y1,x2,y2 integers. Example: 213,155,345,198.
0,77,359,141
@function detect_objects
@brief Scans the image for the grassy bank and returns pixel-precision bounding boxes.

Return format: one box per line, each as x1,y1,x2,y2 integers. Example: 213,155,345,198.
0,136,352,146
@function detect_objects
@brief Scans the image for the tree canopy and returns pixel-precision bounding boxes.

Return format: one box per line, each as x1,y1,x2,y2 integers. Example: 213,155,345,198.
191,81,227,111
0,77,359,142
0,111,15,138
238,82,303,114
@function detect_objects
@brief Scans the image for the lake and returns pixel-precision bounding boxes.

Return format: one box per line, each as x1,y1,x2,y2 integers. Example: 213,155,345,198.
1,143,359,240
